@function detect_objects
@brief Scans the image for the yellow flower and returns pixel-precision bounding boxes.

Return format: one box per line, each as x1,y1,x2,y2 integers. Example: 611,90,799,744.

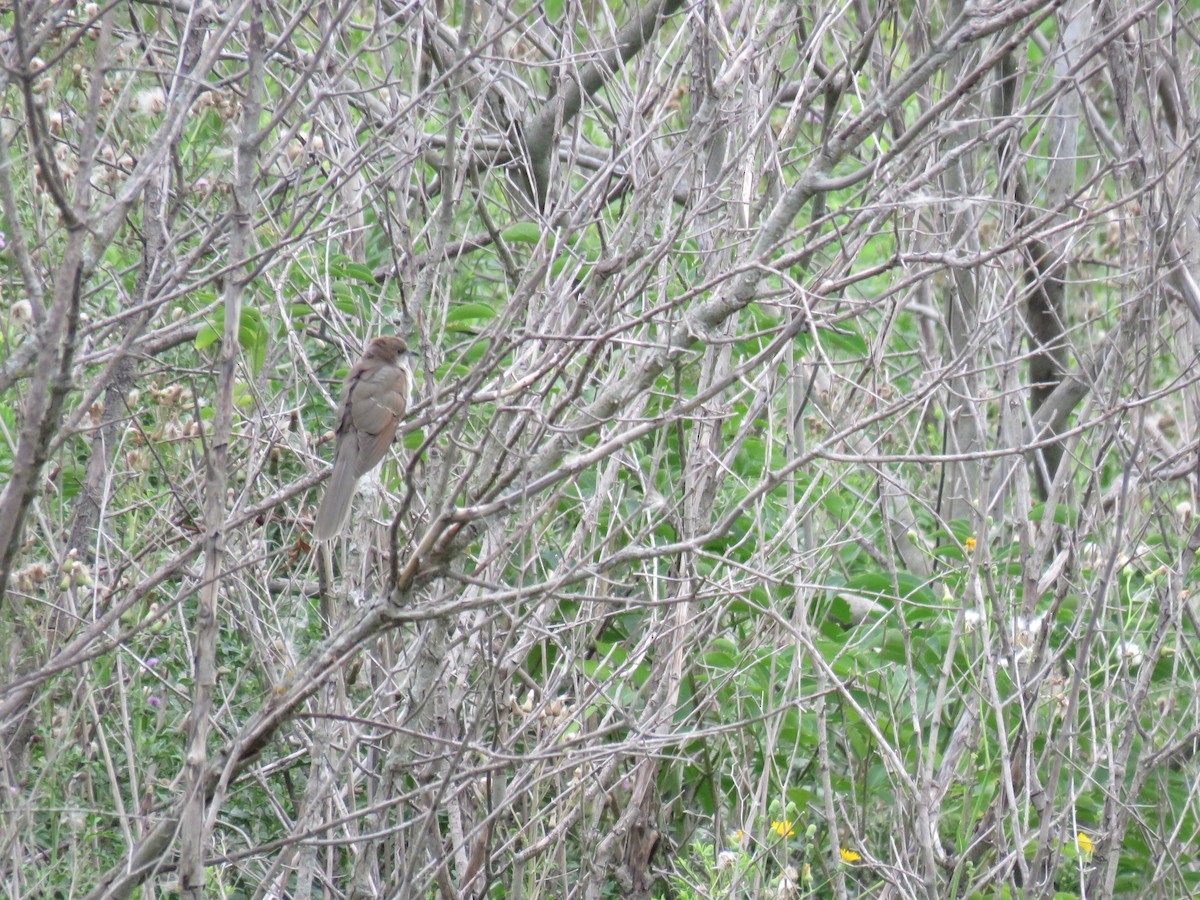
965,536,977,552
1077,832,1094,857
771,819,796,838
840,847,862,863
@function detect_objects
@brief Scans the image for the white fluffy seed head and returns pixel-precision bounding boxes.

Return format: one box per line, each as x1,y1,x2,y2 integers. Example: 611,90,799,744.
134,87,167,116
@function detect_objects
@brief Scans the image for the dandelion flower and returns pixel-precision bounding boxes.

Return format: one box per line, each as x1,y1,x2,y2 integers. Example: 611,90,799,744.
965,536,977,552
771,819,796,838
840,847,862,863
1077,832,1094,857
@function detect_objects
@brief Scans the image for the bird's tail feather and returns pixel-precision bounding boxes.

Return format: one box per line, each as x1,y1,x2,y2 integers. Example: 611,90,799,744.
313,450,360,541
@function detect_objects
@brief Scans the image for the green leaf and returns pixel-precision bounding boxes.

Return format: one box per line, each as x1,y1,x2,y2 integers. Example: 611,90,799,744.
239,308,267,373
328,257,377,284
550,252,594,279
502,222,541,244
704,649,737,671
194,323,220,351
819,328,868,356
233,382,255,408
1029,503,1075,526
331,283,362,315
446,303,496,324
193,306,267,372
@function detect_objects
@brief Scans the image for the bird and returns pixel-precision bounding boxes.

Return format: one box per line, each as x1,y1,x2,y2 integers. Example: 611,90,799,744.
313,335,414,541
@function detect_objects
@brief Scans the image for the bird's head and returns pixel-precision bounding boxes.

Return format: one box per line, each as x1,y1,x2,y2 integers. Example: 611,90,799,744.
365,335,412,363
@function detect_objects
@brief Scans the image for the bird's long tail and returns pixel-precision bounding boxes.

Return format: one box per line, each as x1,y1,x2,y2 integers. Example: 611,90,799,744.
313,446,360,541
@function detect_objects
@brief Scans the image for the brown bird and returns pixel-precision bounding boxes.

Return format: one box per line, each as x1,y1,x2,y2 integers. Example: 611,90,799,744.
313,335,414,541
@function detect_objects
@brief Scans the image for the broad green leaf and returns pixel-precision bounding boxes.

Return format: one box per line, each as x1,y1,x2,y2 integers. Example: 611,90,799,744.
820,328,868,356
329,257,377,284
194,307,267,372
502,222,541,244
446,303,496,323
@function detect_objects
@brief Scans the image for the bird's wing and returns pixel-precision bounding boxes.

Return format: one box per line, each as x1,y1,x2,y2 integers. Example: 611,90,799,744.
347,364,408,476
